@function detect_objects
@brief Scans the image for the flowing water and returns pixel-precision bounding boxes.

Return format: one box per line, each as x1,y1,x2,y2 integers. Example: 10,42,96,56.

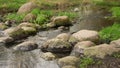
0,29,66,68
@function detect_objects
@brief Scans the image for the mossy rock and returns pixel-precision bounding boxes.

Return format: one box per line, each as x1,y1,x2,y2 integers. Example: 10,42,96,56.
0,23,8,30
41,38,72,53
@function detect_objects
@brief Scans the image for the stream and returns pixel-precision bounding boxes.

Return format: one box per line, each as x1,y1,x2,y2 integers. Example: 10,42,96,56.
0,29,67,68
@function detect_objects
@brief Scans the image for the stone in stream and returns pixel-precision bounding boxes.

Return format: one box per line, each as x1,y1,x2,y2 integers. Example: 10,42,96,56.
47,16,71,27
0,23,8,30
18,22,40,30
17,2,38,14
56,33,70,41
41,38,72,53
0,36,13,44
84,43,120,58
72,30,99,43
58,56,80,67
13,41,38,51
71,41,95,56
41,52,56,61
3,23,37,40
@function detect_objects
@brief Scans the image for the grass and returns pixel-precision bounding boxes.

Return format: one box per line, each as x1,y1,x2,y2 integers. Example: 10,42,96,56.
99,23,120,43
0,0,29,12
4,13,26,23
80,57,95,68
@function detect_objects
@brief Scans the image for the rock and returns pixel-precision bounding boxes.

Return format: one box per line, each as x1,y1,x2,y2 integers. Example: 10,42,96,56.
0,23,8,30
3,26,37,40
4,27,16,34
74,8,79,12
21,26,37,35
84,44,120,58
47,16,71,27
4,27,25,40
58,56,80,67
41,38,72,53
71,41,95,56
56,33,70,41
69,36,79,45
62,65,76,68
17,2,37,14
18,22,39,29
110,39,120,48
23,13,36,21
13,41,38,51
41,52,56,61
72,30,99,42
0,36,13,43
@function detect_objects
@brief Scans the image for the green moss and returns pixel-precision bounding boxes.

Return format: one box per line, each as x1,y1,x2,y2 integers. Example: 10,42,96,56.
9,28,25,38
112,53,120,58
80,57,95,68
4,13,26,23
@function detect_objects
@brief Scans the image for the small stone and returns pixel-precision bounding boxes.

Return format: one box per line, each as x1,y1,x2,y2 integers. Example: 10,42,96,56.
41,52,56,61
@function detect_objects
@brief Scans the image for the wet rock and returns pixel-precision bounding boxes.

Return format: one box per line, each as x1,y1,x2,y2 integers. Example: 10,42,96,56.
41,52,56,61
72,30,99,43
58,56,80,67
23,13,36,21
47,16,71,27
62,65,76,68
17,2,38,14
41,38,72,53
4,26,37,40
0,23,8,30
84,44,120,58
18,22,39,29
56,33,70,41
71,41,95,56
13,41,38,51
4,27,25,40
0,36,13,44
21,26,37,35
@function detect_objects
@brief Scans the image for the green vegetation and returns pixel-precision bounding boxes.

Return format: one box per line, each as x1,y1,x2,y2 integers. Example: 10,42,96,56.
80,57,95,68
0,0,28,11
58,12,77,19
99,23,120,43
112,53,120,58
4,13,26,23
